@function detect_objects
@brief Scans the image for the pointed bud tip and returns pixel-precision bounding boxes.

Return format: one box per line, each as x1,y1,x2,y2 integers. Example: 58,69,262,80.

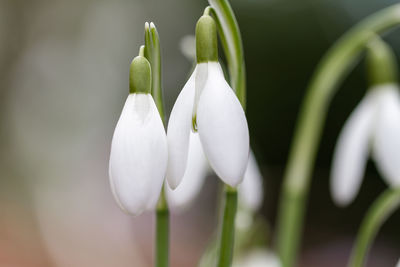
129,56,151,94
138,45,145,57
145,22,150,30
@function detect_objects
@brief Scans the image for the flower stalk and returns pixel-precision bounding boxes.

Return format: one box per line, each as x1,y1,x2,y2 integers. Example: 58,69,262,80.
145,22,165,123
218,185,238,267
205,1,247,266
144,22,169,267
348,188,400,267
275,4,400,267
156,188,169,267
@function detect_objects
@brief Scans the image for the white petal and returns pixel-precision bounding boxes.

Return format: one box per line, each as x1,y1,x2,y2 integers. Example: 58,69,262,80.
238,151,264,211
330,91,378,206
372,85,400,187
193,63,208,121
109,94,167,215
166,67,197,189
197,62,249,187
166,132,210,212
109,173,127,213
233,249,281,267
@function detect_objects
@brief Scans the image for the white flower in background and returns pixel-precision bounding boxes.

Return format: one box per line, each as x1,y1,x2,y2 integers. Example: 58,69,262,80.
167,14,249,190
109,55,167,215
179,35,196,62
331,39,400,206
238,152,264,211
166,143,264,211
233,249,281,267
331,85,400,206
396,258,400,267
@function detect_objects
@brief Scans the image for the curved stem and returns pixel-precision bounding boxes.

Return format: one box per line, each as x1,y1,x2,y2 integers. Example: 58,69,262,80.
348,188,400,267
276,4,400,267
217,186,238,267
144,23,169,267
208,0,246,108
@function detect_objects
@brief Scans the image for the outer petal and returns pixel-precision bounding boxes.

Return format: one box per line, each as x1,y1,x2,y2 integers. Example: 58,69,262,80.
372,85,400,187
197,62,249,187
166,132,210,211
238,151,264,211
193,63,208,120
330,91,377,206
166,67,197,189
109,94,167,215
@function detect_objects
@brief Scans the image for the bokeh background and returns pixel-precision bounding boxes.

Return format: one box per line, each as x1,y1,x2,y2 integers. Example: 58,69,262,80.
1,0,400,266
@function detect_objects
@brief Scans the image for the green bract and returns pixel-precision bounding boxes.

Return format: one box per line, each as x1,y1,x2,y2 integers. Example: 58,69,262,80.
196,15,218,63
129,56,152,94
367,37,398,86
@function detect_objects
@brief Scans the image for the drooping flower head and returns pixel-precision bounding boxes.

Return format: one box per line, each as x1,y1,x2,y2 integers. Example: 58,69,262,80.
331,38,400,206
167,14,250,190
109,53,167,215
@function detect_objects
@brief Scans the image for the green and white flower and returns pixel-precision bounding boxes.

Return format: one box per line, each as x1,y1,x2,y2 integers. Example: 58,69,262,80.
109,55,167,215
166,14,249,190
331,39,400,206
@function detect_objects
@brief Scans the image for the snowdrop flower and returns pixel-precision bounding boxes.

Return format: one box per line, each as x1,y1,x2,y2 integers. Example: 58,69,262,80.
331,39,400,206
233,249,281,267
109,55,167,215
170,33,262,212
167,14,249,190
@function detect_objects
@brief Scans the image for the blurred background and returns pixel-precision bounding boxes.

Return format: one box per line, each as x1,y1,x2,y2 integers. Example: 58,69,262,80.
1,0,400,266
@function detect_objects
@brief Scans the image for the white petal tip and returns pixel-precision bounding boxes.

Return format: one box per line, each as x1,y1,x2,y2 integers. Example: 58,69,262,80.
332,194,352,208
166,178,179,190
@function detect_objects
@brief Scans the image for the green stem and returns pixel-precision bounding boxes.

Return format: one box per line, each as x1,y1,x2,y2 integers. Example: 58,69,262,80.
206,2,245,266
144,22,165,123
276,4,400,267
144,22,169,267
348,188,400,267
156,189,169,267
208,0,246,108
218,186,238,267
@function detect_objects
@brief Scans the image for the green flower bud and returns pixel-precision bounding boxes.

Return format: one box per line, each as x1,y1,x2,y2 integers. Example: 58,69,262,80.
366,37,398,86
129,56,151,94
196,15,218,63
